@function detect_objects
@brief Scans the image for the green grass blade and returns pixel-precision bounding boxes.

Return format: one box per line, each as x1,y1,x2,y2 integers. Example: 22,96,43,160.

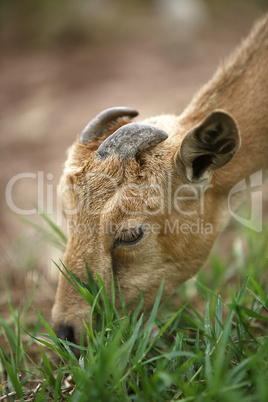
84,260,98,297
204,303,212,353
249,276,268,308
134,280,164,364
118,315,144,381
16,214,66,251
40,347,56,388
236,273,250,305
144,308,183,358
38,209,67,244
0,347,23,399
117,279,127,317
35,310,57,339
0,317,17,352
53,366,63,402
215,297,223,339
96,273,113,325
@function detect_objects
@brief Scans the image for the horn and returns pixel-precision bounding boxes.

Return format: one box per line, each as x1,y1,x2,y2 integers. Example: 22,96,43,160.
95,123,168,161
79,107,139,144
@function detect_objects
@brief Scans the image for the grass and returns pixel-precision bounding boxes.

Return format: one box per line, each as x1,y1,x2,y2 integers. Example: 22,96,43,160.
0,215,267,401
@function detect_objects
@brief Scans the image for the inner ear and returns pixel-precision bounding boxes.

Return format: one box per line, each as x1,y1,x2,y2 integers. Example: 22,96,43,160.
177,110,241,182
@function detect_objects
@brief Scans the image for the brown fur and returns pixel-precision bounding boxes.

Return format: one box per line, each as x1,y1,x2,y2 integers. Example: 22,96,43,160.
52,14,268,342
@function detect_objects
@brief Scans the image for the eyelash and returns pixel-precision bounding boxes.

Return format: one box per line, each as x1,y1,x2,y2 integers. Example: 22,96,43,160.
114,227,144,247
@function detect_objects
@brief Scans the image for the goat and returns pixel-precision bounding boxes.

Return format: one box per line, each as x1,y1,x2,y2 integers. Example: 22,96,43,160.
52,14,268,344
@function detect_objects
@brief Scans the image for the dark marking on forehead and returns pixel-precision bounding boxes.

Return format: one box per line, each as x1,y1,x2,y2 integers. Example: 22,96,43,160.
111,254,120,278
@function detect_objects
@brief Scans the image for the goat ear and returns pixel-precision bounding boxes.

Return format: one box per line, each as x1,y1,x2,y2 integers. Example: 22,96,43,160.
176,110,241,182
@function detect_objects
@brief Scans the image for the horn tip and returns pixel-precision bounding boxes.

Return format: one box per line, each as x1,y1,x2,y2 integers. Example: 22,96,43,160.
79,106,139,144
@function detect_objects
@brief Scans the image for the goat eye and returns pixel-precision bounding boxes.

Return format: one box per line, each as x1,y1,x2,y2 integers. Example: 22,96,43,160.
114,227,143,247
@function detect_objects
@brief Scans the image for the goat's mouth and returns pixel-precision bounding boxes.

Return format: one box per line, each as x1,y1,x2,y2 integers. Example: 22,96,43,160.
55,323,80,358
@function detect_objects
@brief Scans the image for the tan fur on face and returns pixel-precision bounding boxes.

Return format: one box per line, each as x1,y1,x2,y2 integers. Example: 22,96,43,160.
52,15,268,342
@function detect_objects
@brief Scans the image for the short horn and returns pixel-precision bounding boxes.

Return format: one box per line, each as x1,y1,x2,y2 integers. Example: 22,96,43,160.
79,107,139,144
95,123,168,161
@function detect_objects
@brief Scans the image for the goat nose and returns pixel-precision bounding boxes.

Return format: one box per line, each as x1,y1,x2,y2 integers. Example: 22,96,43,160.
56,324,76,344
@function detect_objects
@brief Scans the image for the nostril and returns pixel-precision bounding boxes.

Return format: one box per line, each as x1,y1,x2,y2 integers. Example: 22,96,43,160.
56,324,76,344
55,324,81,358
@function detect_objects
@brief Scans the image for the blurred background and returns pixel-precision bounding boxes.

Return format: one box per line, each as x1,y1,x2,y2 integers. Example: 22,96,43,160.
0,0,268,326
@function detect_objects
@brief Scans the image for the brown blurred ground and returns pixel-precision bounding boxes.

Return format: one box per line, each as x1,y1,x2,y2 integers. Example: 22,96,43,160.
0,1,267,328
